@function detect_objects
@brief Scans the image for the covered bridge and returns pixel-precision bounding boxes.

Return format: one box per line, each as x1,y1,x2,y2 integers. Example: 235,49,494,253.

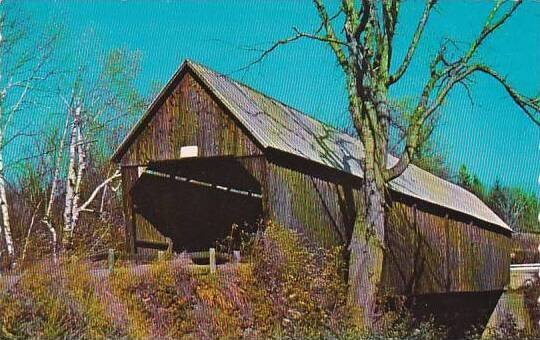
112,60,511,328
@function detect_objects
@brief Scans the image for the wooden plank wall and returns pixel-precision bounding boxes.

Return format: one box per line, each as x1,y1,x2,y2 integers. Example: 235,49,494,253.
119,71,262,166
117,70,267,252
120,166,139,253
383,201,511,295
511,232,540,264
265,162,363,248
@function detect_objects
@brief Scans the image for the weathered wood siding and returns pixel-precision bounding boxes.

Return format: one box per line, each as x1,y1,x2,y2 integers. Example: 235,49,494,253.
119,71,265,251
119,71,262,165
383,200,511,295
120,166,168,252
511,233,540,264
120,166,138,253
264,160,363,248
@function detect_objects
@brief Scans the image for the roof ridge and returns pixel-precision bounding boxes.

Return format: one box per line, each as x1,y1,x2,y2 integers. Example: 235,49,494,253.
187,60,357,141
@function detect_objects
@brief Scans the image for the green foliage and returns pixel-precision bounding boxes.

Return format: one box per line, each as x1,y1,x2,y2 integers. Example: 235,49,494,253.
458,164,487,201
409,124,450,180
89,48,148,162
389,97,451,180
488,181,539,233
412,150,450,180
457,165,539,233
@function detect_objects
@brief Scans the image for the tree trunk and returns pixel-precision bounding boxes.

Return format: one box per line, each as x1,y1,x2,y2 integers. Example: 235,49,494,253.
348,165,386,330
63,106,79,250
43,110,70,262
0,133,14,267
344,67,389,329
70,117,86,234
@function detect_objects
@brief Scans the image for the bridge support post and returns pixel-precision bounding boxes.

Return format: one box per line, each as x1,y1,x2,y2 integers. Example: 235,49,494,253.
209,248,216,274
108,248,115,274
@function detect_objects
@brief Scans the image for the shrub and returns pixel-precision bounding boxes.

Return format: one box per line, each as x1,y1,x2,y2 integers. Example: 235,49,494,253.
109,256,197,338
0,260,120,339
63,260,120,338
250,222,351,338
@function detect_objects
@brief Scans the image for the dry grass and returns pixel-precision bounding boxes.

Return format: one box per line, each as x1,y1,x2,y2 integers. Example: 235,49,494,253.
0,224,531,339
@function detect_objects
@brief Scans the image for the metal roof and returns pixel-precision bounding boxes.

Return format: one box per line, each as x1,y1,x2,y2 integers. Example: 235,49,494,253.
113,59,511,232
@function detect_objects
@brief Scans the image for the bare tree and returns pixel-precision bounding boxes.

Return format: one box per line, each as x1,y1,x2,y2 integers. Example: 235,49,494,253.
250,0,539,328
41,110,70,263
0,0,58,268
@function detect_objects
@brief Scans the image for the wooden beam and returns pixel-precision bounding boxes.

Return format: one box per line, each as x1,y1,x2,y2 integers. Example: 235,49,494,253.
135,239,169,250
445,213,450,292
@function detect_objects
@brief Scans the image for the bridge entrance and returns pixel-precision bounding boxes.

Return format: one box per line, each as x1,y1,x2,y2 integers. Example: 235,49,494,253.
130,157,263,252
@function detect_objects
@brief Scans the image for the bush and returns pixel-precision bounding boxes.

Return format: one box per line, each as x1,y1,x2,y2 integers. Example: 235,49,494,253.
250,222,351,338
0,260,120,339
108,258,196,338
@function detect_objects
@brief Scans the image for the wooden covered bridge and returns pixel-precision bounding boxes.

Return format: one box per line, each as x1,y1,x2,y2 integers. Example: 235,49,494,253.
112,60,512,330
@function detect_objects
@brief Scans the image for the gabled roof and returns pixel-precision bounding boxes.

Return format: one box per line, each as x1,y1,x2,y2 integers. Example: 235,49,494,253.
113,59,511,232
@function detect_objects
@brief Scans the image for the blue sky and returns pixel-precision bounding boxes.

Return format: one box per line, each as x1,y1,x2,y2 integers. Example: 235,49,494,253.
15,0,540,194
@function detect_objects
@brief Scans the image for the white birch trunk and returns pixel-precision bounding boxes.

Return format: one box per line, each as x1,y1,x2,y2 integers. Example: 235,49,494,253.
70,114,86,233
43,111,70,262
63,105,80,249
0,0,13,267
0,132,14,265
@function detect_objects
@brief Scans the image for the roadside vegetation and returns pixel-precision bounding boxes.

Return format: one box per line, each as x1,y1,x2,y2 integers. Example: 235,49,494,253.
1,223,535,339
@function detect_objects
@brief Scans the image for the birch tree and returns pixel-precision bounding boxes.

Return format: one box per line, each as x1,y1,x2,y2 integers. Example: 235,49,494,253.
41,111,70,262
252,0,540,328
0,1,57,267
56,49,144,252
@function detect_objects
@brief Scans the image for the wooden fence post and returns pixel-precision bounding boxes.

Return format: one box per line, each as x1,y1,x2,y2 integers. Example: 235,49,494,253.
209,248,216,274
108,248,115,274
233,250,241,264
166,237,173,253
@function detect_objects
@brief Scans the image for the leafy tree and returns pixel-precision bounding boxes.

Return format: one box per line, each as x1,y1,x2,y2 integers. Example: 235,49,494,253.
488,181,539,233
458,164,487,201
54,48,146,252
457,164,472,189
457,170,539,233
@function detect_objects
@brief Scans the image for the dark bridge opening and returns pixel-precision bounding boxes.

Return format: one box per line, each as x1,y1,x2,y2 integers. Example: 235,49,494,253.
131,157,263,252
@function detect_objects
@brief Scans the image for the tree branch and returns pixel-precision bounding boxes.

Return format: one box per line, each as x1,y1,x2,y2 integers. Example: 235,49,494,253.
79,170,121,213
238,34,305,72
386,59,539,182
292,27,348,47
463,0,521,63
313,0,349,69
354,0,371,39
238,4,344,73
471,64,540,125
388,0,436,85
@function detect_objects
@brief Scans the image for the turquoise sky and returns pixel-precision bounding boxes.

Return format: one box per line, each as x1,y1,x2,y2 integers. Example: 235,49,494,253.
14,0,540,194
